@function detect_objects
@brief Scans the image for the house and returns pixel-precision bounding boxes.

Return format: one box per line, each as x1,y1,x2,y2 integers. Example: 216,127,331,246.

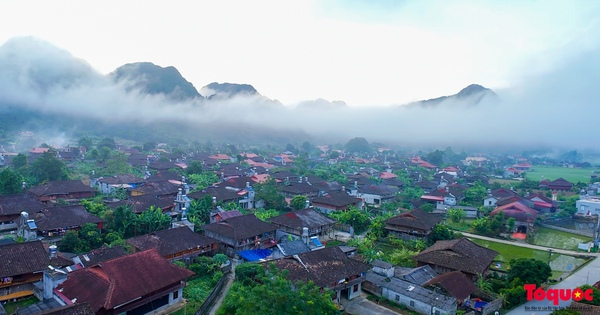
130,181,179,198
279,181,320,198
27,205,104,238
28,180,96,203
576,196,600,216
527,193,556,213
126,227,218,261
109,194,175,214
422,271,477,305
355,184,397,206
269,208,336,241
384,209,444,241
0,194,44,232
267,246,370,302
483,188,518,207
211,210,243,223
203,214,277,257
91,174,146,195
364,271,457,315
395,265,437,285
0,241,49,301
413,238,498,280
310,191,363,213
54,249,194,315
544,177,573,192
490,201,537,233
371,259,394,278
71,246,129,268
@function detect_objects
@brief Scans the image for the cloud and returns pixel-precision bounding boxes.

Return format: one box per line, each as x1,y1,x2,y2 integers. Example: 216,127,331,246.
0,36,599,152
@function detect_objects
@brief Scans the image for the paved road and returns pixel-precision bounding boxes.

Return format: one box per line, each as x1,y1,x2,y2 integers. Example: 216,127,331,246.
504,255,600,315
460,232,598,258
343,294,405,315
208,261,237,315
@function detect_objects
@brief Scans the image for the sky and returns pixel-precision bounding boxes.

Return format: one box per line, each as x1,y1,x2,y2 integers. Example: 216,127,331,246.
1,0,599,107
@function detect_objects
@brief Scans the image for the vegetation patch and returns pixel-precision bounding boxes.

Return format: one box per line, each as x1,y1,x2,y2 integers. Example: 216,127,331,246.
525,165,600,183
532,227,592,251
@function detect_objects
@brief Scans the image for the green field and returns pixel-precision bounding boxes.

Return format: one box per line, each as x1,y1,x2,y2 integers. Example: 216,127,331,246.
525,165,599,183
532,227,592,251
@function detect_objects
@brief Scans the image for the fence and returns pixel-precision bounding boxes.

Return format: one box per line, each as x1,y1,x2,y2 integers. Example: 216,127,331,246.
194,268,231,315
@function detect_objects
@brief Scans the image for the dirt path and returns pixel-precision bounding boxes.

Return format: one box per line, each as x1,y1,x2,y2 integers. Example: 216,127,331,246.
459,231,598,257
208,261,236,315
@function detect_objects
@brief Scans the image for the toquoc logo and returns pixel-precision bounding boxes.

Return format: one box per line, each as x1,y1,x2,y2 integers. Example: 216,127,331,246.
524,284,594,305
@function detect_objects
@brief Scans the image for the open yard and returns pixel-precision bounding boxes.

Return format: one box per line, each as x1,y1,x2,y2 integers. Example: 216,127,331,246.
532,227,592,251
525,165,600,183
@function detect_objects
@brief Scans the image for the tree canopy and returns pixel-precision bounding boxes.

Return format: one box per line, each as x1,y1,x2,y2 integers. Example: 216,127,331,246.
507,258,552,286
345,137,370,153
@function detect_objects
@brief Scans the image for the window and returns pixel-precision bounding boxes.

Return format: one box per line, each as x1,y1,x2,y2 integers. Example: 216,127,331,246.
410,300,414,307
353,284,359,292
173,290,179,300
395,295,400,302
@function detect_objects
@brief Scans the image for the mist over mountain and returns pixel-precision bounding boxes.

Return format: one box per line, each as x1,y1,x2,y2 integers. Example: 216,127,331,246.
110,62,202,100
0,36,599,152
407,84,498,108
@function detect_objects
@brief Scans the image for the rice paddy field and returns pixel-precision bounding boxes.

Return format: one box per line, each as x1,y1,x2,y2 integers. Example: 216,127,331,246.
532,227,593,251
525,165,600,183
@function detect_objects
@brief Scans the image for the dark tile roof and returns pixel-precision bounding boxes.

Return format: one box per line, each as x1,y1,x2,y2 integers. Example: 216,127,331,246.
359,184,396,195
414,238,498,276
28,180,95,197
311,191,362,207
14,298,63,315
220,176,255,189
57,249,194,312
126,227,217,257
146,171,181,182
371,259,393,269
280,182,321,195
270,209,336,230
131,181,179,197
148,161,177,170
0,193,45,216
276,240,311,256
203,214,276,240
96,174,145,185
0,240,49,277
73,246,129,268
386,209,443,231
188,186,241,203
268,246,370,288
422,270,477,301
109,195,175,214
490,201,538,222
37,303,96,315
32,205,103,231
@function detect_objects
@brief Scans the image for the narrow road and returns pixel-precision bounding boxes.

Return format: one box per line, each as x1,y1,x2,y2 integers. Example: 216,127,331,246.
459,231,598,258
208,260,237,315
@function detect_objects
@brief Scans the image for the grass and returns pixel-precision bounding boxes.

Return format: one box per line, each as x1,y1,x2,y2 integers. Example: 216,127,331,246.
525,165,600,183
469,238,556,265
2,296,39,314
444,219,475,232
532,227,592,251
171,275,220,315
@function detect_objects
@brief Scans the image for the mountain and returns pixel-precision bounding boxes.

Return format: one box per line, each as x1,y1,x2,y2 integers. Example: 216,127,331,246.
407,84,497,108
200,82,259,100
110,62,202,100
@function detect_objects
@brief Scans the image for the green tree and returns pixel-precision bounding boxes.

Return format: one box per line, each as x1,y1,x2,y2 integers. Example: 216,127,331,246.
143,141,157,152
58,230,82,253
0,168,23,195
254,178,286,211
79,223,103,250
330,207,371,234
575,284,600,306
253,208,280,221
290,195,308,210
507,258,552,286
97,137,116,150
186,161,204,175
431,224,455,242
426,150,445,167
463,181,488,206
506,217,516,232
30,151,69,183
103,153,132,175
12,153,27,169
138,206,171,234
78,136,94,149
448,208,466,223
345,137,370,153
420,203,435,213
188,172,219,190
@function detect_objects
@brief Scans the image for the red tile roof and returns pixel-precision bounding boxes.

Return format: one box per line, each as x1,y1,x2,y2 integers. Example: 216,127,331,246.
490,201,538,222
57,249,194,312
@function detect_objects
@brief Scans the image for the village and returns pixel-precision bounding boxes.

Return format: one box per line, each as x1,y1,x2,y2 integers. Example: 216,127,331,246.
1,137,600,315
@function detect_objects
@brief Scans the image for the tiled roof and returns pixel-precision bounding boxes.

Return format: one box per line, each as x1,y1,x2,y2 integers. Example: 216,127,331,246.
57,249,194,312
146,171,182,182
311,191,362,207
280,182,320,195
188,186,241,203
395,265,437,285
96,174,145,185
490,201,538,222
126,227,217,257
203,214,276,241
422,270,477,301
131,181,179,197
109,195,175,214
270,209,336,229
268,246,370,288
73,246,129,268
37,303,96,315
414,238,498,276
385,209,443,231
28,180,95,197
33,205,103,231
0,240,49,277
0,193,45,216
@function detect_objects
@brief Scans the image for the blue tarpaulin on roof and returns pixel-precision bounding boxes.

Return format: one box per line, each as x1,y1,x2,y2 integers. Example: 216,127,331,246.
311,237,323,247
238,249,272,261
